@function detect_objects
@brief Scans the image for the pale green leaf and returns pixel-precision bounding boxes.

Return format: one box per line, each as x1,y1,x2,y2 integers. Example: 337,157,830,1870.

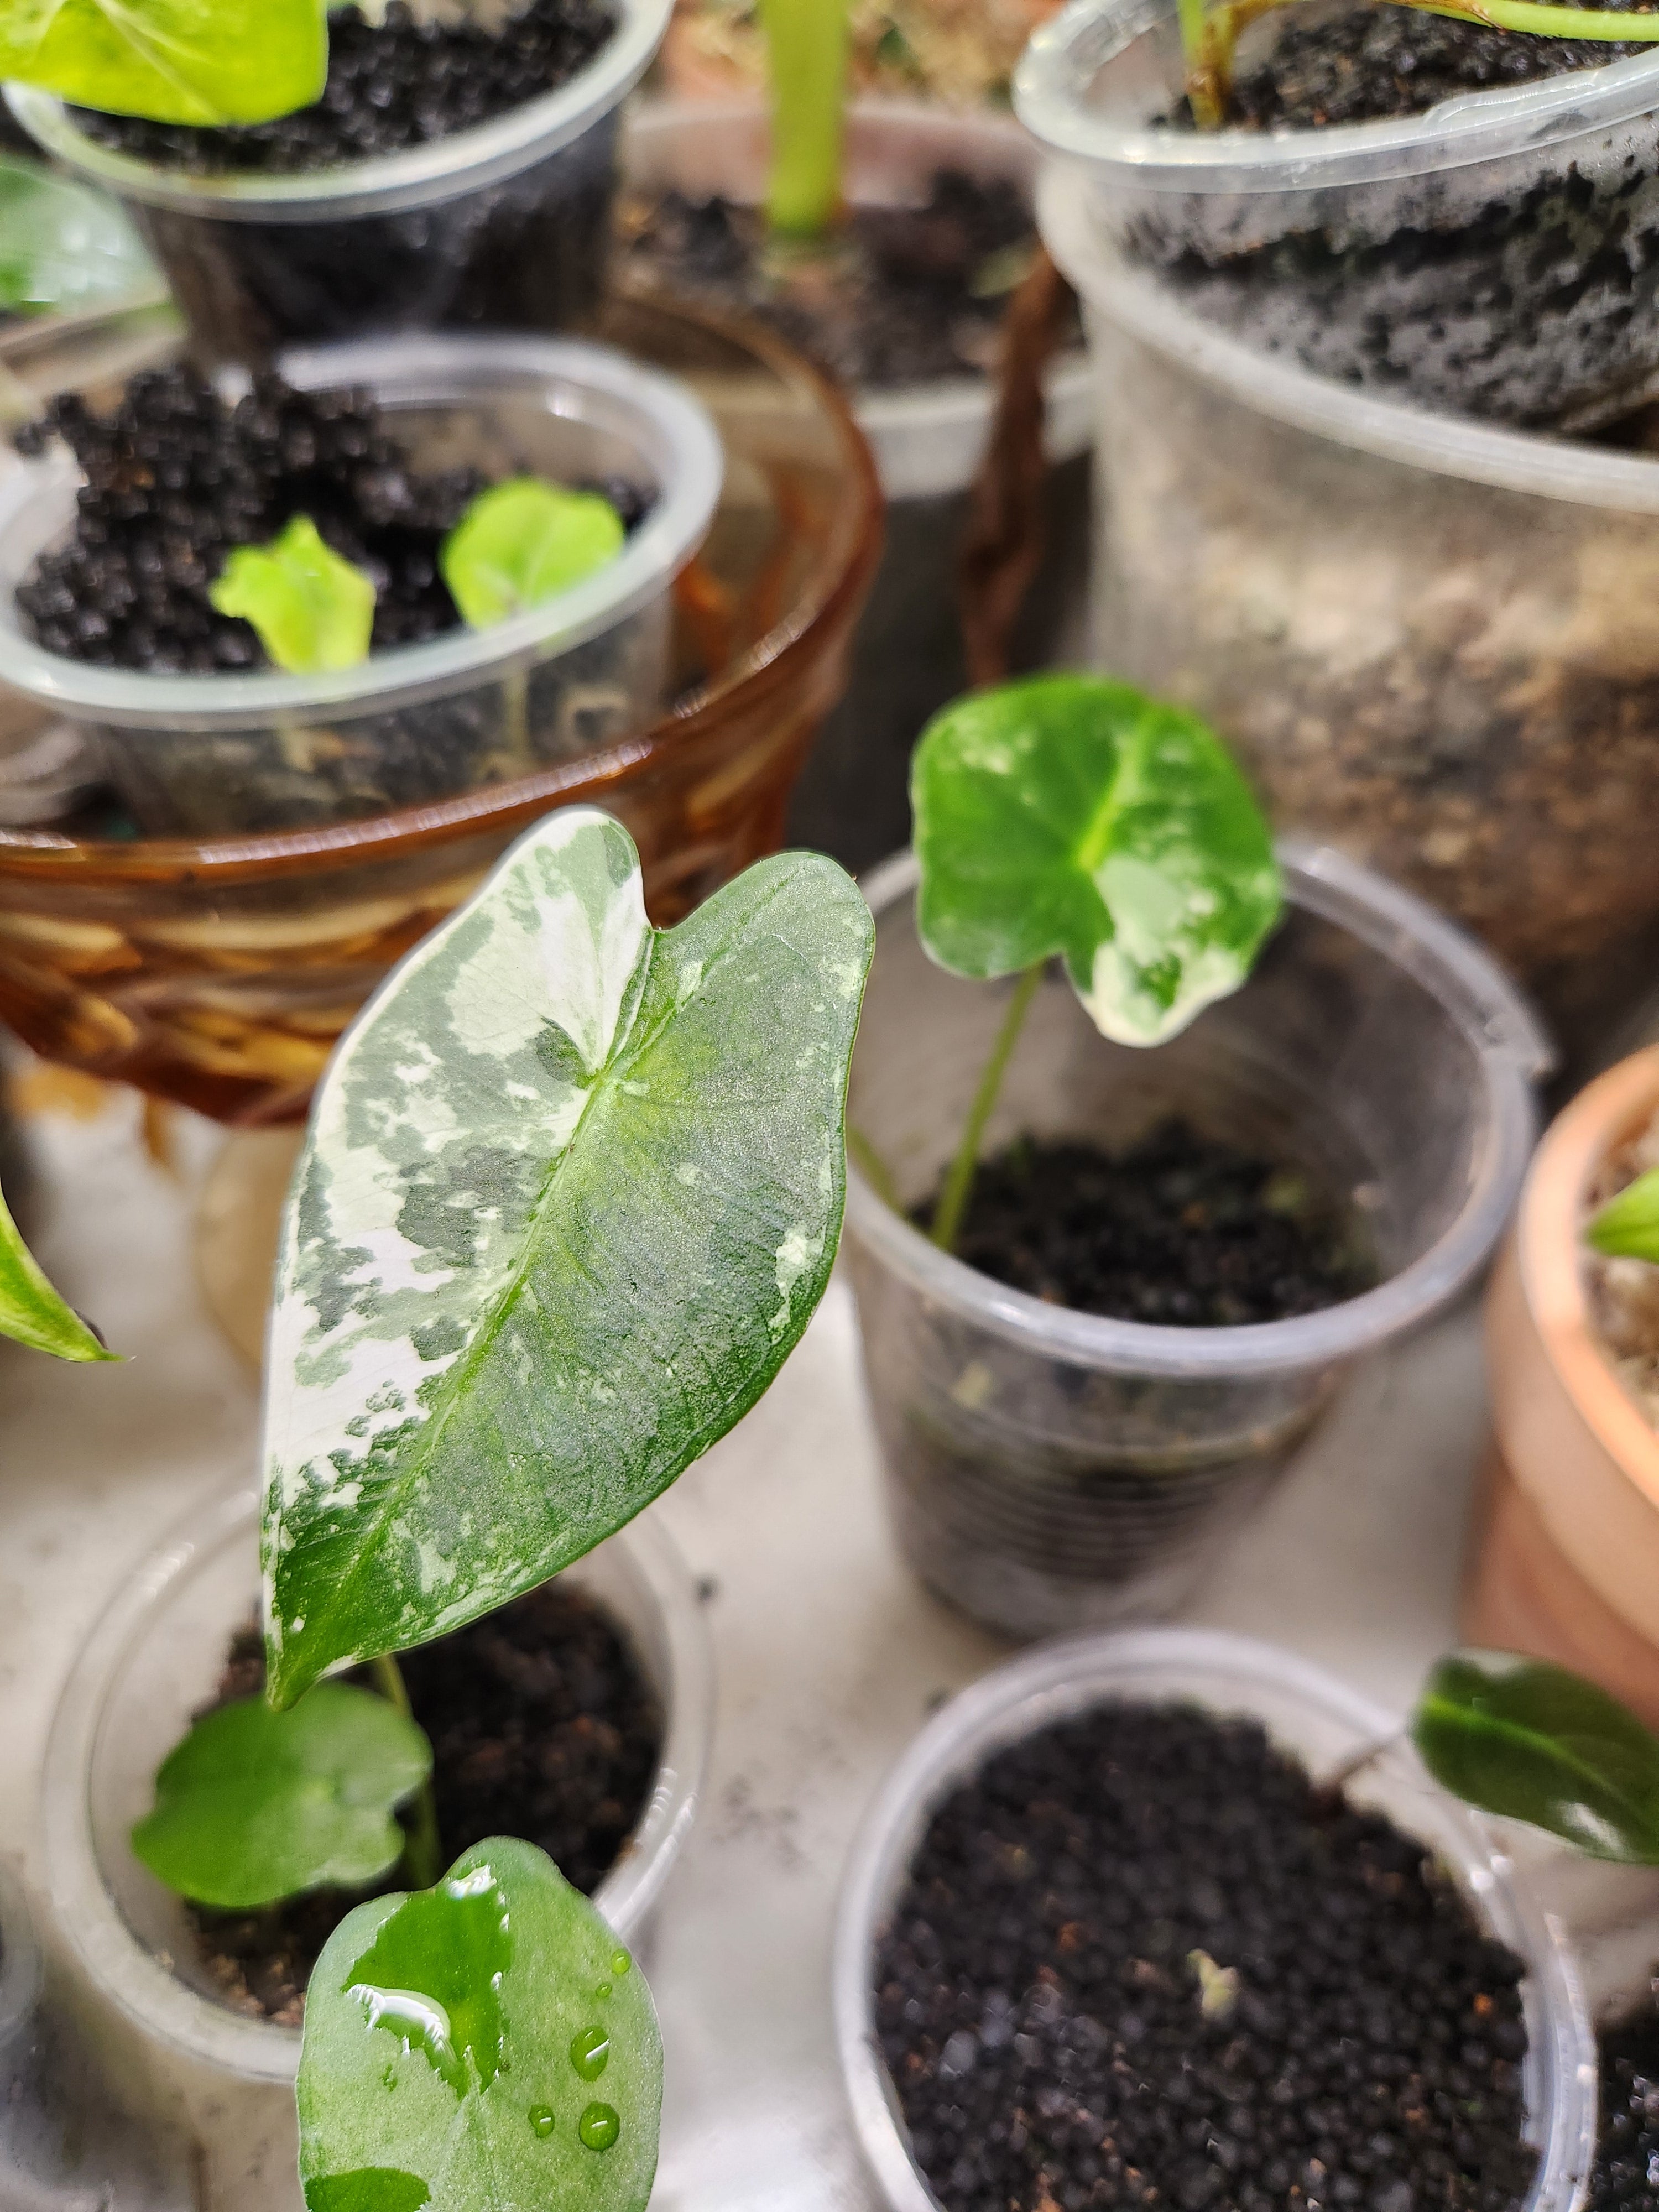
1587,1167,1659,1266
298,1839,660,2212
0,0,327,125
262,808,872,1704
0,158,155,315
912,674,1282,1046
440,479,624,630
0,1179,116,1361
209,516,375,675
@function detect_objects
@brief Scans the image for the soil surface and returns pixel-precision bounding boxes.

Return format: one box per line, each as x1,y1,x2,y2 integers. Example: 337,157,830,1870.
930,1121,1373,1327
619,170,1062,388
189,1580,661,2026
73,0,615,174
1583,1104,1659,1430
875,1698,1537,2212
1592,1987,1659,2212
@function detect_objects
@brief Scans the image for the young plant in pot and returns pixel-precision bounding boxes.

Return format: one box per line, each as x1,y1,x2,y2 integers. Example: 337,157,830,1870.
841,671,1546,1641
0,0,671,368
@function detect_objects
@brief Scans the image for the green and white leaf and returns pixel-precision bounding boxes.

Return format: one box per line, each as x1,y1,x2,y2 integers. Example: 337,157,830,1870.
0,1180,115,1361
1586,1166,1659,1266
262,807,872,1704
209,516,375,675
1413,1651,1659,1865
298,1838,660,2212
0,0,327,125
131,1683,432,1910
441,479,625,630
912,674,1282,1046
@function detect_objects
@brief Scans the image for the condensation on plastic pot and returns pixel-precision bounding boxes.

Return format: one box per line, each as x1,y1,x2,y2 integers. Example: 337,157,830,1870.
832,1626,1599,2212
41,1484,713,2083
5,0,672,223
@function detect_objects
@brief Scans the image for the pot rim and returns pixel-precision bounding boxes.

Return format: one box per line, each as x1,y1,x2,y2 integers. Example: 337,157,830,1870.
845,838,1550,1380
40,1480,713,2083
4,0,671,222
832,1624,1597,2212
1515,1044,1659,1512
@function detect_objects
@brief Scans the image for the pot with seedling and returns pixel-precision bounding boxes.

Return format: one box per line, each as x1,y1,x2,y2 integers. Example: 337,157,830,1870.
842,671,1547,1640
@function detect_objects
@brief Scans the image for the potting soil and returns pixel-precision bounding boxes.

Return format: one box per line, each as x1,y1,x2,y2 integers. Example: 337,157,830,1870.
1592,1986,1659,2212
876,1699,1537,2212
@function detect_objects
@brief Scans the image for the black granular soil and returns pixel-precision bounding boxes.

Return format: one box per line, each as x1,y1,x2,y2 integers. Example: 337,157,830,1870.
932,1120,1373,1327
73,0,614,174
1591,1988,1659,2212
189,1580,661,2026
875,1699,1538,2212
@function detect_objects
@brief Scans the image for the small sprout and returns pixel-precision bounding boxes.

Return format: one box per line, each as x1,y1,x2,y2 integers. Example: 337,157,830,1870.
210,516,377,676
1586,1166,1659,1265
0,1181,118,1361
0,0,327,126
1188,1949,1240,2021
440,478,624,630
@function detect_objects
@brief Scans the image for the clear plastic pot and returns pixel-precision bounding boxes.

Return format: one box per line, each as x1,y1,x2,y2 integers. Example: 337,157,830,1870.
833,1625,1598,2212
1015,0,1659,427
41,1483,713,2083
0,330,723,836
843,842,1548,1640
4,0,671,369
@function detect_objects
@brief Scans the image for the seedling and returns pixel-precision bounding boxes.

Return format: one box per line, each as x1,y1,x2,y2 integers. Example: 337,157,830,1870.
1,1181,116,1360
1587,1169,1659,1266
759,0,851,241
210,518,377,677
0,0,326,125
907,672,1281,1252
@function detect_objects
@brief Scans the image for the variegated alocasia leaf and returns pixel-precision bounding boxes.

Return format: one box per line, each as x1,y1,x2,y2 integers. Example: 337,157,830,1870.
912,674,1282,1046
262,808,873,1705
0,0,327,125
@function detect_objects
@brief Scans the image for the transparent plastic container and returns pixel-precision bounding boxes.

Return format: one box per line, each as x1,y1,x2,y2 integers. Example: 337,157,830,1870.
0,330,723,836
843,842,1548,1639
1037,172,1659,1064
833,1626,1598,2212
41,1483,713,2083
1014,0,1659,426
5,0,671,368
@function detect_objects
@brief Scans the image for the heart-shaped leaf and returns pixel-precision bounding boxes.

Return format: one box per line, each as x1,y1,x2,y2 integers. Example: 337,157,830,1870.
1586,1167,1659,1265
131,1682,432,1909
0,0,327,126
1412,1652,1659,1865
262,808,872,1704
298,1839,660,2212
440,479,624,630
210,516,376,676
912,674,1282,1046
1,1181,116,1361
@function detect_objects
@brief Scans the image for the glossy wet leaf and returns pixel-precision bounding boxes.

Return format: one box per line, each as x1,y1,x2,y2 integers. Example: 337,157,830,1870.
0,0,326,124
0,1180,115,1361
1586,1167,1659,1265
131,1683,432,1909
0,158,154,315
262,808,872,1704
209,516,376,676
298,1838,660,2212
440,479,624,630
912,674,1282,1046
1413,1652,1659,1864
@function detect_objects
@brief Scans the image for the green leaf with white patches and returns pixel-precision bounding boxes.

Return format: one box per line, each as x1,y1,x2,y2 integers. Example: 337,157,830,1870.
262,807,873,1704
912,674,1282,1046
0,0,327,126
1,1178,117,1361
298,1838,660,2212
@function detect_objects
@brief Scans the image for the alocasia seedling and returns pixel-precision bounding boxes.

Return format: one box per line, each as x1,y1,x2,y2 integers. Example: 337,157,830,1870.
440,479,625,628
0,0,327,124
210,517,377,677
1,1180,116,1360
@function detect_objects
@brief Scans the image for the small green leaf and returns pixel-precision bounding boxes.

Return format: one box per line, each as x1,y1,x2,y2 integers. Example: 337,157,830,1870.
912,674,1282,1046
298,1838,660,2212
0,1180,116,1361
1412,1652,1659,1865
0,0,327,124
131,1683,432,1909
209,516,376,676
1587,1166,1659,1264
440,479,624,630
0,159,154,316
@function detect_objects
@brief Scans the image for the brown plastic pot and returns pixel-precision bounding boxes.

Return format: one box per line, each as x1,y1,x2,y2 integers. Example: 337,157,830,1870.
1473,1045,1659,1725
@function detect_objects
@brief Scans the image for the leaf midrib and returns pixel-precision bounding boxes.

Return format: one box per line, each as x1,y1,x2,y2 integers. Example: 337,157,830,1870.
1071,703,1156,882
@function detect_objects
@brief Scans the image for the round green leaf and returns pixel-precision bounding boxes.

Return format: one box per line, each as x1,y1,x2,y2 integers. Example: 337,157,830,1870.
209,515,376,676
1412,1652,1659,1865
440,479,625,630
911,674,1282,1046
0,0,327,124
0,1181,116,1361
1586,1166,1659,1265
298,1838,661,2212
131,1683,432,1908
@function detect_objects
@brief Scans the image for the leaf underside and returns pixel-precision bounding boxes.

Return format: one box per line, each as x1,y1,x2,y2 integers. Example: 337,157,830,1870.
0,0,328,125
0,1179,114,1361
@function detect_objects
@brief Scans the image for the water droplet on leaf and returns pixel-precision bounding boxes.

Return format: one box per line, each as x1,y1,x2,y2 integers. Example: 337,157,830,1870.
594,1982,611,2001
528,2105,556,2138
578,2103,620,2152
570,2025,609,2081
610,1948,632,1976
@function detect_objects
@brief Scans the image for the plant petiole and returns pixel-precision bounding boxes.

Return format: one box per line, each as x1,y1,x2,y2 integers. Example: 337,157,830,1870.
930,962,1046,1256
368,1653,442,1891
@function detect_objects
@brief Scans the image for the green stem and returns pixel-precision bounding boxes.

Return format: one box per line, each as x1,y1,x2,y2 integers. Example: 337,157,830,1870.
848,1123,900,1212
930,963,1045,1256
760,0,850,239
369,1653,442,1891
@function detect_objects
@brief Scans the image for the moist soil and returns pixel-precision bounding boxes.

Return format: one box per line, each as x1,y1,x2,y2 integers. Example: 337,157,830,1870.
875,1699,1538,2212
1592,1986,1659,2212
928,1120,1373,1327
72,0,615,174
188,1580,661,2026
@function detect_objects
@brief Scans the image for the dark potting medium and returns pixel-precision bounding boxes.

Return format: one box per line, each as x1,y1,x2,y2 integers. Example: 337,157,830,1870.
875,1700,1538,2212
1590,1987,1659,2212
188,1580,662,2026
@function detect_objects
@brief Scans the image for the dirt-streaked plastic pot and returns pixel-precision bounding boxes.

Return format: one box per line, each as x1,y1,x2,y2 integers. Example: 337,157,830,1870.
833,1625,1598,2212
0,330,723,837
6,0,671,368
1015,0,1659,428
42,1483,712,2083
843,842,1548,1640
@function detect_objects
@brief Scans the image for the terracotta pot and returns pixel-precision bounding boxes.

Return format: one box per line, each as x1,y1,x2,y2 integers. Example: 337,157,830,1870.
1473,1045,1659,1724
